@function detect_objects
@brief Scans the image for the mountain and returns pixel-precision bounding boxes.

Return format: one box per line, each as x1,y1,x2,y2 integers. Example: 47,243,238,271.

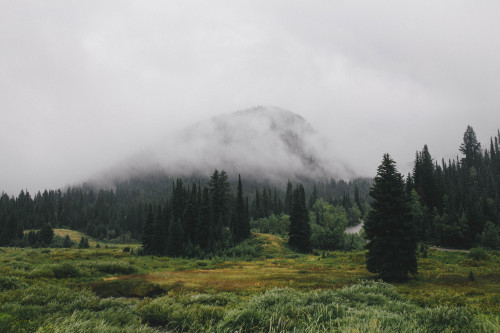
95,106,352,185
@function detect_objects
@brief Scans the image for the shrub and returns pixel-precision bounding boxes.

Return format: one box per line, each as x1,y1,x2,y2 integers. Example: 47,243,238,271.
136,296,225,331
91,261,136,275
417,307,480,332
468,247,488,260
51,263,82,278
0,276,26,291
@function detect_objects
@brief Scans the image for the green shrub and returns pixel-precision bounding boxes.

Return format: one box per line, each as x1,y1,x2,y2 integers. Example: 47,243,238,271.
50,263,82,278
0,276,26,291
28,267,55,278
469,247,488,260
417,307,480,332
91,261,136,275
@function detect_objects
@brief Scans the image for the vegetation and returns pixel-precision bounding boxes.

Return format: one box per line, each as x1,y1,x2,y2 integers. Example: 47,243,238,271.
0,172,372,248
1,125,500,331
288,184,311,252
365,154,418,282
408,127,500,250
0,233,498,332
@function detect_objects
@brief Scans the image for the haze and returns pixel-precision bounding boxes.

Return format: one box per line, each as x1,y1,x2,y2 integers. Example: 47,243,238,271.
1,1,499,194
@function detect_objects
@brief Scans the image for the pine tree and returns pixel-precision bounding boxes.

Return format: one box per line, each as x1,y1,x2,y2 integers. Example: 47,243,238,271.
365,154,417,282
152,205,165,255
78,236,90,249
460,125,482,170
285,180,293,214
234,174,250,241
308,184,318,210
208,170,231,229
184,183,198,244
62,234,73,248
39,222,54,246
167,218,184,257
142,204,154,254
197,186,211,250
288,184,311,252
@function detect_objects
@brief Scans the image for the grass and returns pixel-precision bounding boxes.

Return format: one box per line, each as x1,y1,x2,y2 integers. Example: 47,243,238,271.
1,231,499,332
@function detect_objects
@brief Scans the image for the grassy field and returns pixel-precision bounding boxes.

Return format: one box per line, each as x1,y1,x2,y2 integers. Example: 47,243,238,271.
1,232,498,332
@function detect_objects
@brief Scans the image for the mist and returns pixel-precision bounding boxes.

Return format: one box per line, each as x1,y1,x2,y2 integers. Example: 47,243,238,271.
1,1,500,194
94,107,355,187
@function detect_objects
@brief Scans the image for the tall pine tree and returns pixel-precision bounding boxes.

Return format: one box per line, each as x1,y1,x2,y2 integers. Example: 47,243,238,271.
365,154,417,282
288,184,311,252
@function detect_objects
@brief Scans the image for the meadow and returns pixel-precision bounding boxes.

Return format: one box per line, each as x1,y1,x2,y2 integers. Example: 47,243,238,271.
0,230,498,332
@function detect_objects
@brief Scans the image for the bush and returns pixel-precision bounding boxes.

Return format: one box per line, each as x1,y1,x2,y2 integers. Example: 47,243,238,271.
91,261,136,275
417,307,480,332
51,263,82,278
136,295,226,331
0,276,26,291
468,247,488,260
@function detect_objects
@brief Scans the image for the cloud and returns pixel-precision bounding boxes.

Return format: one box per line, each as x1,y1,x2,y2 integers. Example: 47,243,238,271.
0,1,499,194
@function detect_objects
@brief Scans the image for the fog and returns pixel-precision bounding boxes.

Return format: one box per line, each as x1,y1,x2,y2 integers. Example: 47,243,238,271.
94,106,355,186
1,1,499,194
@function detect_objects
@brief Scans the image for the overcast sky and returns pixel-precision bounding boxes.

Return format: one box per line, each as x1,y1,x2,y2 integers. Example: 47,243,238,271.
1,1,500,194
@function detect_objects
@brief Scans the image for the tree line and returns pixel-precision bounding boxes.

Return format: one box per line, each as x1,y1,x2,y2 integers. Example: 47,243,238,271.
365,126,500,282
141,171,250,256
0,171,371,248
407,126,500,249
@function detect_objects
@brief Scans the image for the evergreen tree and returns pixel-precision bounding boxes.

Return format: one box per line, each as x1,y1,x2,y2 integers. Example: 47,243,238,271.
167,218,184,257
152,205,165,255
309,184,318,210
285,180,293,214
460,125,482,170
197,186,211,250
208,170,231,228
288,184,311,252
62,234,73,248
234,174,250,241
365,154,417,282
141,204,154,254
184,183,198,244
39,222,54,246
78,237,90,249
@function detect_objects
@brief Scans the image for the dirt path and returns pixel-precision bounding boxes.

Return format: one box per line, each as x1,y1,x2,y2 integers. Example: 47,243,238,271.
345,221,364,235
429,246,469,253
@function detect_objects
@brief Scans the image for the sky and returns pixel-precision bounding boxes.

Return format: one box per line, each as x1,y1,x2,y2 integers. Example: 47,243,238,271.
1,1,500,194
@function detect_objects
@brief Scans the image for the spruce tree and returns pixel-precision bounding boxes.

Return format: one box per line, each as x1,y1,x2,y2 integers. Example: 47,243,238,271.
234,174,250,241
141,204,154,254
184,183,198,244
197,186,211,250
78,237,90,249
288,184,311,252
152,205,165,255
167,218,184,257
39,222,54,246
365,154,417,282
285,180,293,215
